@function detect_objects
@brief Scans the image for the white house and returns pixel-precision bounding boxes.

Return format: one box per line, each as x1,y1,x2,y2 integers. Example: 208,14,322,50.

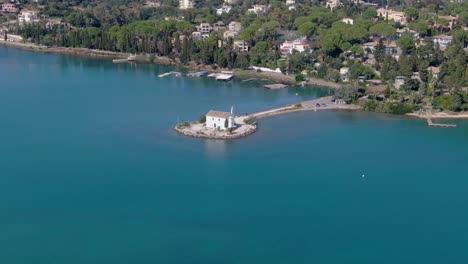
326,0,343,11
341,18,354,25
279,39,309,56
394,76,405,89
18,10,39,24
247,5,269,16
223,30,239,40
179,0,193,9
233,40,249,52
196,23,212,34
285,0,295,5
433,35,452,50
216,5,231,15
228,21,242,32
206,108,235,130
340,67,349,82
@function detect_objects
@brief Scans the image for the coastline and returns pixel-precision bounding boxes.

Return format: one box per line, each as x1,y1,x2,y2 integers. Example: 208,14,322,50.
0,39,341,89
406,112,468,120
3,40,467,122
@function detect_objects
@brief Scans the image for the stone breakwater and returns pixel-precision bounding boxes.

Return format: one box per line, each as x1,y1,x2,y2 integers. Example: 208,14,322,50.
174,121,257,140
175,96,362,140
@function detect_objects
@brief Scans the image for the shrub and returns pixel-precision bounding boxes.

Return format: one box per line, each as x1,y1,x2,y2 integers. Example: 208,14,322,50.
389,103,416,115
295,73,305,82
198,115,206,123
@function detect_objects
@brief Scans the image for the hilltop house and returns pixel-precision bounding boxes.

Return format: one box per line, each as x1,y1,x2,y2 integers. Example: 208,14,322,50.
377,8,407,25
212,21,225,31
280,39,309,56
433,35,452,50
340,67,349,82
206,109,235,130
438,15,459,30
385,41,401,60
1,3,17,13
396,28,420,40
223,30,239,40
216,5,231,15
18,10,39,24
247,5,269,16
326,0,343,11
233,40,249,52
341,18,354,25
196,23,212,34
228,21,242,32
179,0,193,9
427,66,440,79
394,76,405,89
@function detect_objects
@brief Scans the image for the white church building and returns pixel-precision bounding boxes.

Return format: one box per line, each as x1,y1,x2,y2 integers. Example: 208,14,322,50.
206,107,235,130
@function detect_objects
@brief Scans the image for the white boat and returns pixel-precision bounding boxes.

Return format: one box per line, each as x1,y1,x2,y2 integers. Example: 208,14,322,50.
216,74,233,81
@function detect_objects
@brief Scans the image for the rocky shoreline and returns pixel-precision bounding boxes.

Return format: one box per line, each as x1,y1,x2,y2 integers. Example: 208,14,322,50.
174,121,257,140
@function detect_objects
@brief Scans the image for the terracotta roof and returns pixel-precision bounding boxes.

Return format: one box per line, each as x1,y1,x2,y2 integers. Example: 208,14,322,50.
427,66,440,74
207,110,230,119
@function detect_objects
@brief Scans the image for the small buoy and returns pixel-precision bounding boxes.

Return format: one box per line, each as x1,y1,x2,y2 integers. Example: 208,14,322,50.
362,174,365,178
295,93,299,96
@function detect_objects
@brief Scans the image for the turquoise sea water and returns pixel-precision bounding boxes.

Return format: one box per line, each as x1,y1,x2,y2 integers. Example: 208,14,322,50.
1,46,468,264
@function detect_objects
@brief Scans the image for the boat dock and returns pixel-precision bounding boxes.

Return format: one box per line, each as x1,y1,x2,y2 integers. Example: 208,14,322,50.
216,74,233,81
264,83,288,90
207,71,234,81
112,55,136,63
427,118,457,128
187,71,208,77
158,71,182,78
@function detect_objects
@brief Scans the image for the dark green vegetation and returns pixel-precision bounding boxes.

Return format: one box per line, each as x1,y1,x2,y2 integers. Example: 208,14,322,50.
4,0,468,114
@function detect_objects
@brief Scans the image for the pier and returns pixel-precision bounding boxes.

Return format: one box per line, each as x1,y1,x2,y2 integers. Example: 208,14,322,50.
158,71,182,78
427,118,457,128
175,97,362,140
112,55,136,63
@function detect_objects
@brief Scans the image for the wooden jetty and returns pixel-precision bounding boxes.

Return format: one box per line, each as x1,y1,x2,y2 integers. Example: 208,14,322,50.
264,83,288,90
427,118,457,128
112,55,136,63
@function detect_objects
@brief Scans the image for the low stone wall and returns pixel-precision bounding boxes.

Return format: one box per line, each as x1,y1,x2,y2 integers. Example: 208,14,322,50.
174,122,257,140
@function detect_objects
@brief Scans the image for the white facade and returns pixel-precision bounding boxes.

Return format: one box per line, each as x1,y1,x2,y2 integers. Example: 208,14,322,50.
433,35,452,50
206,109,234,130
223,30,239,40
279,39,309,56
247,5,269,16
340,67,349,82
216,5,231,15
18,10,39,24
179,0,193,9
285,0,295,5
196,23,212,34
228,21,242,32
326,0,343,11
341,18,354,25
233,40,249,52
